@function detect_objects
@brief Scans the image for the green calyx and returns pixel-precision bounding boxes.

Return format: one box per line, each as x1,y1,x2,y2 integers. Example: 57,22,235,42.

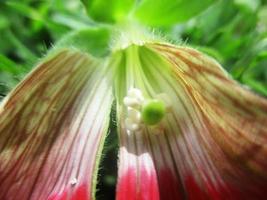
141,99,166,125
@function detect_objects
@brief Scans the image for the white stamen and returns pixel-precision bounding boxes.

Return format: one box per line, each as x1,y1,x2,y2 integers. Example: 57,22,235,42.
127,107,141,123
123,96,140,107
124,88,145,133
125,118,140,131
128,88,144,103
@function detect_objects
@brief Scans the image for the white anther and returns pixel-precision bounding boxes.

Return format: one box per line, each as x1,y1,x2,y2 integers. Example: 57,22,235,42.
124,88,145,132
128,88,144,103
123,96,141,107
125,118,140,131
127,107,141,123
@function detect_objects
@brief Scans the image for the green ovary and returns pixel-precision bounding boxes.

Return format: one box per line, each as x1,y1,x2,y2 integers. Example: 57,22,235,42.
141,99,166,125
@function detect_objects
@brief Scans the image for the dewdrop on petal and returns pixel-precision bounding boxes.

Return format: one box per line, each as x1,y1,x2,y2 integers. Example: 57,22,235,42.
70,178,78,186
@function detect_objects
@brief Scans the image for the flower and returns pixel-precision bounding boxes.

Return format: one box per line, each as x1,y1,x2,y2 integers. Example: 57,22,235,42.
0,35,267,200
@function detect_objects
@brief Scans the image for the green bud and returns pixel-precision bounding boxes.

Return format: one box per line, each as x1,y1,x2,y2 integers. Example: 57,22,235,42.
141,99,166,125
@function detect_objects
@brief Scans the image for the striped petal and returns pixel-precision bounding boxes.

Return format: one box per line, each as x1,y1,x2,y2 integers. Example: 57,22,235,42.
0,50,113,200
115,44,267,200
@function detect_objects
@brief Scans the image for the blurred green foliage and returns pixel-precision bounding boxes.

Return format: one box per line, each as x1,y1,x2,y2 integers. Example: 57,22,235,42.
1,0,266,98
164,0,267,96
0,0,92,98
134,0,215,26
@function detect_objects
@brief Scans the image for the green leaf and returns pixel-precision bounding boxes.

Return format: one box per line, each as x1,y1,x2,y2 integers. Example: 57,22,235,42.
0,16,9,30
134,0,216,26
81,0,135,23
5,30,37,63
243,79,267,96
234,0,260,13
6,1,44,21
55,26,111,57
0,54,22,74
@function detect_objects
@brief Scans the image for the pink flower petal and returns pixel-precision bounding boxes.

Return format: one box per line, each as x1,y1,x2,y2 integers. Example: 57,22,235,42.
116,133,160,200
0,50,113,200
116,44,267,200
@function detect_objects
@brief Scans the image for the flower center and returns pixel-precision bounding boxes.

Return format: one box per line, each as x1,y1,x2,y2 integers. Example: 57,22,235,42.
123,88,167,133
